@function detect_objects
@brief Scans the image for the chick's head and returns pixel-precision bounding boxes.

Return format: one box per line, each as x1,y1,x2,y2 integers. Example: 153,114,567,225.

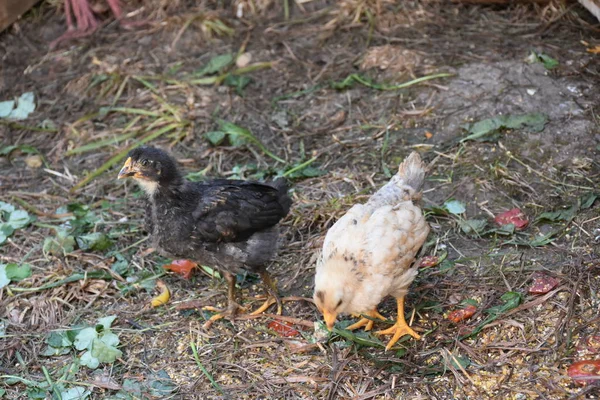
313,260,353,330
118,146,180,195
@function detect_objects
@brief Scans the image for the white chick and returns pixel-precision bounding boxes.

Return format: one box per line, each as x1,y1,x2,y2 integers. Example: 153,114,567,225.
313,152,430,351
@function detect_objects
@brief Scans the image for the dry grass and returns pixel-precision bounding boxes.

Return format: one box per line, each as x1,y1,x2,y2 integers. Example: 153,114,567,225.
1,0,600,398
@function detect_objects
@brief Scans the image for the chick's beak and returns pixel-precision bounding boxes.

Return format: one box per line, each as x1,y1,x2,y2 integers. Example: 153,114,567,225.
118,157,136,179
323,310,338,331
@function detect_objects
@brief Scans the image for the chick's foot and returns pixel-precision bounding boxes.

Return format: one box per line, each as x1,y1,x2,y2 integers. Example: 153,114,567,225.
375,297,420,351
249,270,282,315
347,309,388,331
202,301,247,329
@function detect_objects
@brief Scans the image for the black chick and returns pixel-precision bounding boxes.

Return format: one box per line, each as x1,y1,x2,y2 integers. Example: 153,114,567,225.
118,146,292,327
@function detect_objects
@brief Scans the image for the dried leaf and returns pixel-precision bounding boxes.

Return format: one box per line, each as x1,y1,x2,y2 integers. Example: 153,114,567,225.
419,256,440,268
151,280,171,307
448,305,477,323
268,320,300,337
567,360,600,385
163,259,197,279
495,208,529,230
528,274,560,294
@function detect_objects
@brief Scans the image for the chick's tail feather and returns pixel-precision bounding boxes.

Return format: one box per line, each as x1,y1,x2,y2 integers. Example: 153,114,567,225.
396,152,426,200
271,178,293,214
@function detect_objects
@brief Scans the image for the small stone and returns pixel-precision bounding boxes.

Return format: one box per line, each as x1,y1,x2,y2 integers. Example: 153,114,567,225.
236,53,252,68
25,155,43,169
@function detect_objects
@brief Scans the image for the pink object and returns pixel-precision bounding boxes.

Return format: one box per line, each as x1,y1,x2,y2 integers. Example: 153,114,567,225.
494,208,529,230
50,0,142,49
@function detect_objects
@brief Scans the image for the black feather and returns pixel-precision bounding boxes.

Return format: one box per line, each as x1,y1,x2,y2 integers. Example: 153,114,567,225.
127,146,292,275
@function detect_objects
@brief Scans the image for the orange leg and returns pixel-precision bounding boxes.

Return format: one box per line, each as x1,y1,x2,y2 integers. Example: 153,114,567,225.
346,309,388,331
376,297,420,351
249,270,282,316
202,272,246,329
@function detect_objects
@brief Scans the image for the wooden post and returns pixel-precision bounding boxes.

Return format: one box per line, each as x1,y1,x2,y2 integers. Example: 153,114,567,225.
0,0,42,33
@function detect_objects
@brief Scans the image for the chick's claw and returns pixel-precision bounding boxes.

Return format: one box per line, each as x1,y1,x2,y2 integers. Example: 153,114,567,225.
347,309,388,331
249,295,280,316
202,302,247,330
377,321,421,351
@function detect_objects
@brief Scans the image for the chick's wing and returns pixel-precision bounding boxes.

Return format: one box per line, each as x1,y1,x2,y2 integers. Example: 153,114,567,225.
323,201,428,276
190,182,288,242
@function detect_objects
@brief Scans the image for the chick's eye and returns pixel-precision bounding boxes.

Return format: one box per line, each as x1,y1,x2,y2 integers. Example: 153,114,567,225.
336,299,343,308
140,159,149,167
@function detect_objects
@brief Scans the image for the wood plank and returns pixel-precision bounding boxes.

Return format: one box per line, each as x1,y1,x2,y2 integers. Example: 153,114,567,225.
0,0,42,34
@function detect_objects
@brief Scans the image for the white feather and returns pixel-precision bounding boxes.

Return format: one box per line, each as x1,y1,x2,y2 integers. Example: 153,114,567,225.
314,152,429,315
134,179,159,197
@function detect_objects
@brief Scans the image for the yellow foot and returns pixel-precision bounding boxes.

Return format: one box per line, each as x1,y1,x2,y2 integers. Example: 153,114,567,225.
249,296,281,316
202,302,246,329
376,321,421,351
347,310,388,331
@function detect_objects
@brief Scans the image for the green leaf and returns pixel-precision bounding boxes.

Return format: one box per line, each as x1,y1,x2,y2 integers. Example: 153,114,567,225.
111,255,129,276
0,100,15,118
148,370,177,396
0,265,10,288
444,200,466,215
204,131,226,146
580,193,598,210
43,228,76,255
458,218,487,235
449,354,471,370
76,232,113,251
461,291,522,340
195,54,234,76
332,320,386,348
0,223,15,244
41,345,71,356
224,74,252,95
485,291,522,316
97,315,117,330
526,51,559,70
283,163,327,179
330,72,452,91
528,232,557,247
43,331,72,355
80,350,100,369
461,113,548,142
217,120,286,163
536,206,577,223
0,201,16,213
8,209,31,229
5,263,32,281
8,92,36,120
91,338,122,363
0,144,39,156
100,332,120,347
59,386,90,400
26,386,47,399
493,223,515,235
460,298,479,307
122,379,143,396
74,327,98,351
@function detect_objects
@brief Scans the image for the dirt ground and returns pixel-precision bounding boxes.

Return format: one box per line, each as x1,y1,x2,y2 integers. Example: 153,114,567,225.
1,0,599,399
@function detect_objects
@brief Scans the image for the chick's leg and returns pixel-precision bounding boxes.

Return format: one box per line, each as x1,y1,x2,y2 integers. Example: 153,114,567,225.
249,270,282,315
202,272,246,329
347,309,388,331
50,0,99,49
376,297,420,351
